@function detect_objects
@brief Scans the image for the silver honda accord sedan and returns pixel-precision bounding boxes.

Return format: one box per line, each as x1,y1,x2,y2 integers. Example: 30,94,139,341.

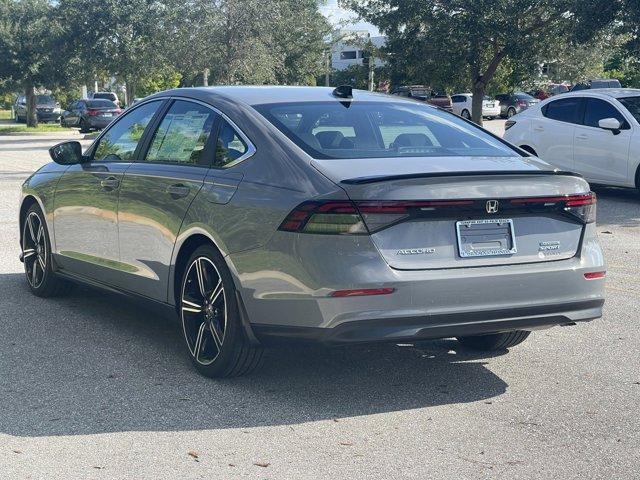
19,86,606,377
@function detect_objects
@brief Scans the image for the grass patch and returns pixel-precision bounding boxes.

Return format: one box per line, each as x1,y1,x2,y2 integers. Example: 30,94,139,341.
0,123,71,135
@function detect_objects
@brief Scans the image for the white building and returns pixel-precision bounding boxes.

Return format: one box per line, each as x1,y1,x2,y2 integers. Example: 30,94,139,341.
330,29,386,71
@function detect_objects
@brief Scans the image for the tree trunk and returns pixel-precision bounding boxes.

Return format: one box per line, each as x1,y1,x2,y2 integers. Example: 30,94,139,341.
471,82,485,126
125,81,135,107
25,83,38,128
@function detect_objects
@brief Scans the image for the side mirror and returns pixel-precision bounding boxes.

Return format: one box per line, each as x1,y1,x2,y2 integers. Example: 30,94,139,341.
598,117,622,132
49,141,84,165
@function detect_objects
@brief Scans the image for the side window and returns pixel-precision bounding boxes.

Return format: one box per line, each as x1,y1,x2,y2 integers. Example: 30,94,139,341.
583,98,628,129
214,119,248,167
451,96,463,103
93,101,161,162
144,100,217,166
542,98,583,124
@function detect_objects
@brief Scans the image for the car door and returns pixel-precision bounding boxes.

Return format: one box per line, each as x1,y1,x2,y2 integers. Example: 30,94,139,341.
573,97,632,185
530,96,584,171
52,100,164,284
451,95,465,116
116,99,219,301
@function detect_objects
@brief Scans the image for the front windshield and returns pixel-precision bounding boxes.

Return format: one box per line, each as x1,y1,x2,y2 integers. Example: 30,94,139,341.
618,96,640,124
254,101,516,160
36,95,55,105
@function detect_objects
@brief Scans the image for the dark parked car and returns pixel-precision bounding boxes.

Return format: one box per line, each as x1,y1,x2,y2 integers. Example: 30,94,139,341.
20,86,604,378
495,92,540,118
14,95,62,123
60,99,122,133
570,79,622,91
391,85,453,111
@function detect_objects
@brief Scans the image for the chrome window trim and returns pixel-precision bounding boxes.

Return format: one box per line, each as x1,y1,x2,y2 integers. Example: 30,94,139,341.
166,96,256,169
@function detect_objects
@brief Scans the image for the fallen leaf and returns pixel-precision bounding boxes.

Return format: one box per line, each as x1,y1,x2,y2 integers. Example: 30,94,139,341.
601,231,613,234
12,450,22,454
228,464,236,467
93,466,104,470
339,442,353,446
187,451,199,459
253,461,270,468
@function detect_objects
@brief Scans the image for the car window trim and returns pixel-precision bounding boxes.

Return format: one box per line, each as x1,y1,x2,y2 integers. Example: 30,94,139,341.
134,96,256,170
85,98,168,162
579,96,631,130
542,97,585,125
134,98,219,168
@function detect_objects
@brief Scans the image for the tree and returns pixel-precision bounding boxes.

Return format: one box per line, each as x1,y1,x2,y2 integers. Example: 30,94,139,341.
344,0,619,125
59,0,171,101
166,0,329,86
0,0,72,127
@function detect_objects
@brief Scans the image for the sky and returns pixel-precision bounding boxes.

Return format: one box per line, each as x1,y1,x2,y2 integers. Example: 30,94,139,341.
319,0,381,36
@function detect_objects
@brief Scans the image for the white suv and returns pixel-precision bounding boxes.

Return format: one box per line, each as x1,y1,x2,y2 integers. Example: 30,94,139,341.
504,89,640,190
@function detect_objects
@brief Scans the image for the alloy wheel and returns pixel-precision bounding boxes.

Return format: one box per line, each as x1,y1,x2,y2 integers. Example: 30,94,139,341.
181,256,227,365
22,211,47,289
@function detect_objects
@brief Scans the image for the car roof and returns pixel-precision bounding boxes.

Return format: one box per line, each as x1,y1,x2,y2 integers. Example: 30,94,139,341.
149,86,423,107
556,88,640,99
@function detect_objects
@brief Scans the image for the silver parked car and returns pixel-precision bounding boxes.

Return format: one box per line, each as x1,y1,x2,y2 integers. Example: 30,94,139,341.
20,86,606,378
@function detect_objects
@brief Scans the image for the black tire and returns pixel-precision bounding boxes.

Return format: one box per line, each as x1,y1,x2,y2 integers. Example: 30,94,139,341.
179,244,263,378
461,109,471,120
22,204,71,298
507,107,516,118
457,331,531,351
79,119,90,133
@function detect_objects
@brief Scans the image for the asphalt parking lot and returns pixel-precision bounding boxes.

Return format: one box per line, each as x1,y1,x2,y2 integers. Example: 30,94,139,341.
0,122,639,479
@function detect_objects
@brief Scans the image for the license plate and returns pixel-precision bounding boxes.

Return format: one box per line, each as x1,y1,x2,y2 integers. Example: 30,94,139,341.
456,219,517,258
100,112,113,117
485,103,494,108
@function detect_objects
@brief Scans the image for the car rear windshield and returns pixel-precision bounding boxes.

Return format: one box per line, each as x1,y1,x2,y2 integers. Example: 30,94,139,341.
94,93,116,100
515,93,535,100
254,101,516,160
86,99,117,108
618,96,640,124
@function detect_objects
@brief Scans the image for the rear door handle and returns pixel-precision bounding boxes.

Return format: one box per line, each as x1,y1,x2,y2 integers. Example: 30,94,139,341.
100,176,120,190
576,134,588,140
166,184,190,198
533,125,544,131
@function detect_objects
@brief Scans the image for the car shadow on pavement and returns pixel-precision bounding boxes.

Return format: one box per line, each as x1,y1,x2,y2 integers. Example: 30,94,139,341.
592,185,640,228
0,272,508,438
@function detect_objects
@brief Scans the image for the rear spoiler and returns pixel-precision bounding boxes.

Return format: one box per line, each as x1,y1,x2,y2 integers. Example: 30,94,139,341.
341,170,582,185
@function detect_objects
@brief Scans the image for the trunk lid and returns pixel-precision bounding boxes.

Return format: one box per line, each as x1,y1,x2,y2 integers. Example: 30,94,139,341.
311,156,590,269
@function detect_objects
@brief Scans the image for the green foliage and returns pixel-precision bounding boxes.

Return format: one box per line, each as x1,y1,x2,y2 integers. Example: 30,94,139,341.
137,70,183,98
344,0,619,124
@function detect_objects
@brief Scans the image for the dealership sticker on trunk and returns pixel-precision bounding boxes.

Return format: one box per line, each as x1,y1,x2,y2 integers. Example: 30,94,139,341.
456,219,517,258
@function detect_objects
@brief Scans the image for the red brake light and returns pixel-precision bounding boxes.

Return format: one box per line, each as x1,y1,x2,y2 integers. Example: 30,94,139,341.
87,109,99,116
584,271,606,280
278,200,475,234
511,192,596,223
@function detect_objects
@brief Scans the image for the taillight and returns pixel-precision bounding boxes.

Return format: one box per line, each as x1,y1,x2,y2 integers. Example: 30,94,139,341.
278,201,367,234
278,199,475,234
517,100,528,107
510,192,596,223
87,109,99,116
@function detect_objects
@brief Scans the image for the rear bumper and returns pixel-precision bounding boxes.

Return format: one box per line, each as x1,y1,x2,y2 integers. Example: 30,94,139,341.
231,224,605,345
253,299,603,345
87,116,115,129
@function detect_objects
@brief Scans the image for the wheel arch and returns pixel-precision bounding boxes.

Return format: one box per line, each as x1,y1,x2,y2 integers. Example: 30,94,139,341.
519,144,538,156
19,195,43,246
169,231,260,345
